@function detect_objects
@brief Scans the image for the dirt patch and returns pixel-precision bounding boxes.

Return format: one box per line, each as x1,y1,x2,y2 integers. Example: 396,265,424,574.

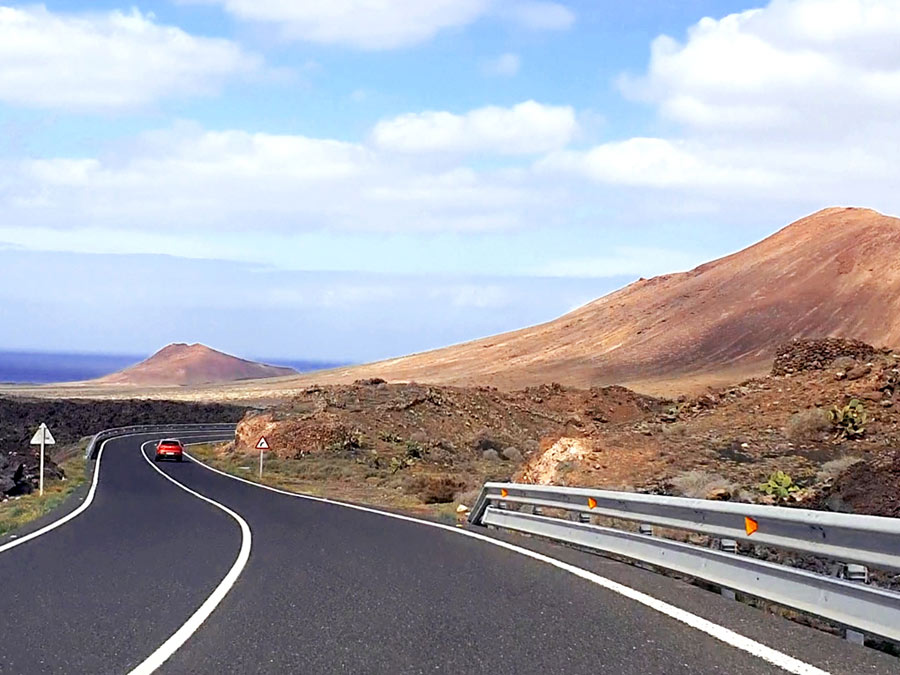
816,450,900,517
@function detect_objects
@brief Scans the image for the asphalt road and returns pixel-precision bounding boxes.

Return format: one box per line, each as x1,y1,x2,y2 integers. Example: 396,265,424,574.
1,432,896,674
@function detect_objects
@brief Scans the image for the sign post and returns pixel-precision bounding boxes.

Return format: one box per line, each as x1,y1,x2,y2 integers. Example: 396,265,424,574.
256,436,269,479
30,423,56,496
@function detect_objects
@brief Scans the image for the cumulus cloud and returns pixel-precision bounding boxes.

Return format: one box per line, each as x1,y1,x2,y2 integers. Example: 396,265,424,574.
619,0,900,135
0,5,259,110
0,122,553,234
544,0,900,214
538,138,778,190
186,0,574,49
372,101,578,155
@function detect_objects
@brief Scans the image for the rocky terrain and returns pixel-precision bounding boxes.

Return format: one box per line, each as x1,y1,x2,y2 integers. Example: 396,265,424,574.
219,380,662,508
94,343,296,387
0,397,246,497
215,338,900,517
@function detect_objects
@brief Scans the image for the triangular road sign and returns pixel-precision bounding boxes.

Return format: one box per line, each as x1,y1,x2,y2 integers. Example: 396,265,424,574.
255,436,270,450
30,423,55,445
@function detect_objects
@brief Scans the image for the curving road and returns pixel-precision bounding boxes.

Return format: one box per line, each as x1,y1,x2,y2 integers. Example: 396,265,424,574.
0,431,896,674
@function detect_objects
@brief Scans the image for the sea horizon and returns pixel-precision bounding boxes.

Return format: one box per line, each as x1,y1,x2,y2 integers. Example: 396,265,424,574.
0,349,349,385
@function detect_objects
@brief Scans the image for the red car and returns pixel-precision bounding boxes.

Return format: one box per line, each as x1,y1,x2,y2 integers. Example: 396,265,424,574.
155,438,184,462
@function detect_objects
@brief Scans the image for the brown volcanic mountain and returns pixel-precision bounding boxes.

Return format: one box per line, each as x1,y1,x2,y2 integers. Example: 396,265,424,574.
96,343,296,386
289,207,900,394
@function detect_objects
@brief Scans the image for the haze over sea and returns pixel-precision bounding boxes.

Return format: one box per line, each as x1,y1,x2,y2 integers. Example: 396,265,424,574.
0,351,345,385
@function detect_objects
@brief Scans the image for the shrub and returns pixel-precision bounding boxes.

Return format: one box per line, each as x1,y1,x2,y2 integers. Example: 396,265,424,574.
454,488,483,507
661,423,688,439
758,470,799,501
473,428,503,454
389,456,415,473
405,475,467,504
482,449,500,461
816,456,862,481
828,399,867,439
786,408,831,440
501,446,523,462
670,470,735,499
404,440,425,459
522,439,540,455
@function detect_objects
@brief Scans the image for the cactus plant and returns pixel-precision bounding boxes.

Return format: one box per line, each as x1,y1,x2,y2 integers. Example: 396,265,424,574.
758,470,799,501
828,399,867,439
389,455,416,473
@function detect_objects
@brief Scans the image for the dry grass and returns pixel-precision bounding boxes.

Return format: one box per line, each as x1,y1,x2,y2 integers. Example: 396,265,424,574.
0,455,89,536
816,456,863,482
187,443,481,522
669,469,736,499
786,408,831,440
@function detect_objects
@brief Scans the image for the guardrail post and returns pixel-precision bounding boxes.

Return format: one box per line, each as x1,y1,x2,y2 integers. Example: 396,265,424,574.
717,539,740,599
720,539,738,553
843,564,869,644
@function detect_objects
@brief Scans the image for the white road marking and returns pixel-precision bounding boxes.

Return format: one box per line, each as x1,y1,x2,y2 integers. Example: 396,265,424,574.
0,431,231,556
0,437,110,554
129,440,251,675
186,449,831,675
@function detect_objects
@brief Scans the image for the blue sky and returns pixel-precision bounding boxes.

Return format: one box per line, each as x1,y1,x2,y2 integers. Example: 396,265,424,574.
1,0,898,361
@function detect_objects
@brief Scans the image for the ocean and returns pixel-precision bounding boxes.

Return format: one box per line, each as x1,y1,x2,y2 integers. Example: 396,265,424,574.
0,351,347,385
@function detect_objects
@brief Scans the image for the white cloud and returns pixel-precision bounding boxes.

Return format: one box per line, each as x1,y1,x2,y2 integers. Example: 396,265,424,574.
0,6,259,110
483,52,521,77
619,0,900,135
372,101,578,155
540,0,900,213
187,0,573,49
0,122,551,234
538,138,778,189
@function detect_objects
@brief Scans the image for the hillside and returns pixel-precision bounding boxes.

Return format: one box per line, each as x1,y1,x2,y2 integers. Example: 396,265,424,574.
94,343,296,386
274,207,900,394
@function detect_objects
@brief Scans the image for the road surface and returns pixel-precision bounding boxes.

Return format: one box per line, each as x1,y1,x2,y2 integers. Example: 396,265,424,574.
0,431,896,674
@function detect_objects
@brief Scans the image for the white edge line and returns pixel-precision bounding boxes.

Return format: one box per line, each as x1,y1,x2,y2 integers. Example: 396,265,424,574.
0,436,110,555
184,448,830,675
128,440,251,675
0,431,231,556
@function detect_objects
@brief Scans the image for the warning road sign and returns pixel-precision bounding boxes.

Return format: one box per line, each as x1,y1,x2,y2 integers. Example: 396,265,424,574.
30,423,55,446
256,437,269,450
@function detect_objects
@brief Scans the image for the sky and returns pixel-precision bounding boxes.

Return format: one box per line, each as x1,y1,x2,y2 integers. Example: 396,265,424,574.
1,0,899,362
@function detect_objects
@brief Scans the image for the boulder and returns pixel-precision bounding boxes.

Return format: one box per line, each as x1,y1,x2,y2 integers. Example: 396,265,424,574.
846,364,872,381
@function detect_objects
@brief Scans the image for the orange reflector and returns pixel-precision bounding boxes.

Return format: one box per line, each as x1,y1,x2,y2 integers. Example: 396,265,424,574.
587,497,597,509
500,488,508,498
745,517,758,536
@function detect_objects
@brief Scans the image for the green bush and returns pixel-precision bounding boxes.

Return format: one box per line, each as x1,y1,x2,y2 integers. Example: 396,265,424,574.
828,399,867,439
758,470,799,500
389,455,416,473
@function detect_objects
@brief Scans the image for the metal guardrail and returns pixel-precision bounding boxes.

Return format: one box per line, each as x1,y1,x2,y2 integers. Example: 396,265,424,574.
468,482,900,643
85,424,236,459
